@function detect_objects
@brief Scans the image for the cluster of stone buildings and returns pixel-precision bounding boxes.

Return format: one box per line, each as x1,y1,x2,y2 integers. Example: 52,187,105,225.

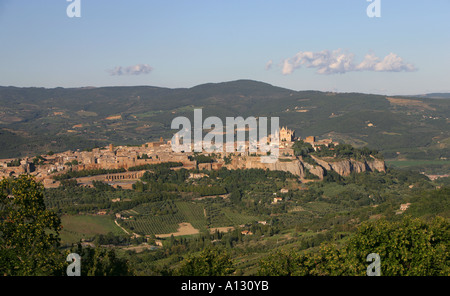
303,136,340,151
0,137,226,187
276,127,339,151
267,127,338,152
0,128,339,188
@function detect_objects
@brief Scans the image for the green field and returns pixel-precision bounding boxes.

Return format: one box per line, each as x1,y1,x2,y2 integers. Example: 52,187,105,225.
122,214,185,235
119,201,207,235
60,214,123,244
221,208,262,226
176,201,208,230
387,159,450,168
133,110,164,118
301,201,345,215
116,200,264,236
205,203,263,228
386,159,450,174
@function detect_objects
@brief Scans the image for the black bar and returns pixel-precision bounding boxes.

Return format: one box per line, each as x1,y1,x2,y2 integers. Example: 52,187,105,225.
0,276,447,295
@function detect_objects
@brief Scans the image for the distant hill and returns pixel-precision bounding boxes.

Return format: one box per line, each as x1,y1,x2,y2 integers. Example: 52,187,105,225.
410,93,450,99
1,80,449,172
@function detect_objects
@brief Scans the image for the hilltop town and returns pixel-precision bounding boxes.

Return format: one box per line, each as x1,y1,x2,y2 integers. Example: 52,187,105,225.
0,127,387,189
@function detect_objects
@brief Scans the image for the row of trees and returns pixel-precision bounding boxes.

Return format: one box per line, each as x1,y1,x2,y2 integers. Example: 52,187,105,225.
292,140,383,161
128,162,183,172
6,158,21,167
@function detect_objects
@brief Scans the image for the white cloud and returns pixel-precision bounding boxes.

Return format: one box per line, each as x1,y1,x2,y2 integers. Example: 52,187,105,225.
108,64,153,76
278,49,416,75
282,59,294,75
369,53,416,72
265,60,273,70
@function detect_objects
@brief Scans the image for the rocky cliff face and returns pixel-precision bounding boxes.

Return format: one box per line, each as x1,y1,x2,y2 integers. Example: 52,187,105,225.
310,155,385,177
302,162,325,180
366,158,386,173
226,155,385,180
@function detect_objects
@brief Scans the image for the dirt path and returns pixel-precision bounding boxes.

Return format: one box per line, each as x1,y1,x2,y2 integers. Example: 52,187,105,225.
115,220,142,238
115,219,130,235
156,222,199,238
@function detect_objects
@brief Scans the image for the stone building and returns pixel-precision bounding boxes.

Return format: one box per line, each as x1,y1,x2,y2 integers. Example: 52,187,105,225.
280,127,295,142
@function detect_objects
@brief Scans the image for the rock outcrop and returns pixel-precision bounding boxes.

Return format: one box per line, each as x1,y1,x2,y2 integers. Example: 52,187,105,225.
310,155,385,177
226,155,385,180
366,157,386,173
302,162,325,180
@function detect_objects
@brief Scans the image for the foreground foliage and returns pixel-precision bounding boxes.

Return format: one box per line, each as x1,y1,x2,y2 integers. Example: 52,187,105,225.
0,175,64,275
258,216,449,276
0,175,132,276
175,246,235,276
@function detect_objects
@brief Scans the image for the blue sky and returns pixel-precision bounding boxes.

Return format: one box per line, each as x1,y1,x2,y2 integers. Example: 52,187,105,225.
0,0,449,95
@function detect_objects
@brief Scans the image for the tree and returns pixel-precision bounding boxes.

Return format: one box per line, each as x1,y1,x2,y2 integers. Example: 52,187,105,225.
175,246,235,276
59,178,78,188
230,190,242,204
345,216,449,276
6,159,21,167
292,140,314,157
0,175,64,275
70,244,132,276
